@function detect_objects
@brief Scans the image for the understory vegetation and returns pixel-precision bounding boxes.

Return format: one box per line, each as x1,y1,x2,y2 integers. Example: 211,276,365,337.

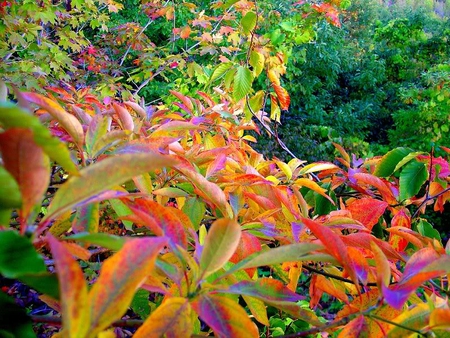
1,0,450,337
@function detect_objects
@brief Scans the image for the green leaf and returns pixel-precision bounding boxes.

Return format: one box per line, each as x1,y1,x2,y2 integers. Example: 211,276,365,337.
374,147,412,177
109,198,133,230
200,218,242,278
0,103,78,175
66,233,126,251
233,66,253,102
249,51,265,77
182,197,206,231
399,160,428,200
393,151,425,173
208,62,233,85
0,231,47,278
0,166,22,210
42,152,177,221
0,292,35,338
130,289,151,320
416,219,441,241
241,11,257,34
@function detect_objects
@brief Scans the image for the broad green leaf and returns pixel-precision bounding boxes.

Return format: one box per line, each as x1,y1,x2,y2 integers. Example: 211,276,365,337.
0,128,50,221
134,297,193,338
109,198,133,230
48,235,90,338
399,160,428,200
233,66,253,102
200,218,241,278
192,294,259,337
66,233,126,251
130,289,151,321
0,292,35,338
182,197,206,231
249,51,265,77
416,219,441,241
0,103,78,175
208,62,233,85
393,151,425,173
88,237,167,337
72,202,99,233
241,11,257,34
43,152,177,221
0,165,22,209
22,92,84,149
374,147,412,177
0,231,47,278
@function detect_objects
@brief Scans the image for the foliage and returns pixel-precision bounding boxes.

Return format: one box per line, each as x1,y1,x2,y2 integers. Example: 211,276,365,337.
1,1,450,337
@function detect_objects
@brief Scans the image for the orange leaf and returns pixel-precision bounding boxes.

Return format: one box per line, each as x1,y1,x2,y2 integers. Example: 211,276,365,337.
294,178,335,204
113,103,134,131
346,198,388,231
180,26,192,39
370,241,391,288
353,173,397,205
338,315,369,338
314,274,349,303
47,235,90,337
22,92,84,149
429,308,450,330
192,294,259,337
273,83,290,110
88,237,167,336
134,297,192,338
0,128,50,222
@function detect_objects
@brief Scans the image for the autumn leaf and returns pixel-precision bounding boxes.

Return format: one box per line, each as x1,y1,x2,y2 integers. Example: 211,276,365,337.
0,128,50,222
47,235,90,338
192,294,259,337
88,237,167,336
346,198,388,231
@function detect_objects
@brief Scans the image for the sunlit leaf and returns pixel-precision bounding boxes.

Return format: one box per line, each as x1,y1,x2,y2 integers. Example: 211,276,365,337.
0,165,22,209
241,11,257,34
192,294,259,337
346,198,388,231
374,147,412,177
399,160,428,200
233,66,253,102
200,218,241,278
43,152,177,221
72,202,99,233
338,315,369,338
48,235,90,338
66,233,126,251
298,162,339,175
22,92,84,149
249,51,265,77
88,237,167,336
226,278,303,302
0,128,50,221
134,297,192,338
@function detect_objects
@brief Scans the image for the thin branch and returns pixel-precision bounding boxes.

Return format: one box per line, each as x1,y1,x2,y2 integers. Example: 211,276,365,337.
412,185,450,219
118,19,153,68
31,316,144,328
366,313,427,336
278,315,354,338
303,265,383,287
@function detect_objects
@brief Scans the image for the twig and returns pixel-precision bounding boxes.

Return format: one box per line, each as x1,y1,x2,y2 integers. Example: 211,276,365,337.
118,20,153,68
303,265,383,287
31,315,144,328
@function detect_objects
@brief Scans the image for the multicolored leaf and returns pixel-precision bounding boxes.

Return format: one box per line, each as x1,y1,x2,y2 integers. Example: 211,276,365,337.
200,218,241,278
43,152,177,221
47,235,90,338
0,128,50,222
134,297,193,338
88,237,167,336
346,198,388,231
192,294,259,337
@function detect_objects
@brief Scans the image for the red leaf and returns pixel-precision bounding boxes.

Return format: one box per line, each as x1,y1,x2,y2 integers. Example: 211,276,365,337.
303,218,359,285
338,315,369,338
346,198,388,231
353,173,398,205
229,232,262,277
0,128,50,223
